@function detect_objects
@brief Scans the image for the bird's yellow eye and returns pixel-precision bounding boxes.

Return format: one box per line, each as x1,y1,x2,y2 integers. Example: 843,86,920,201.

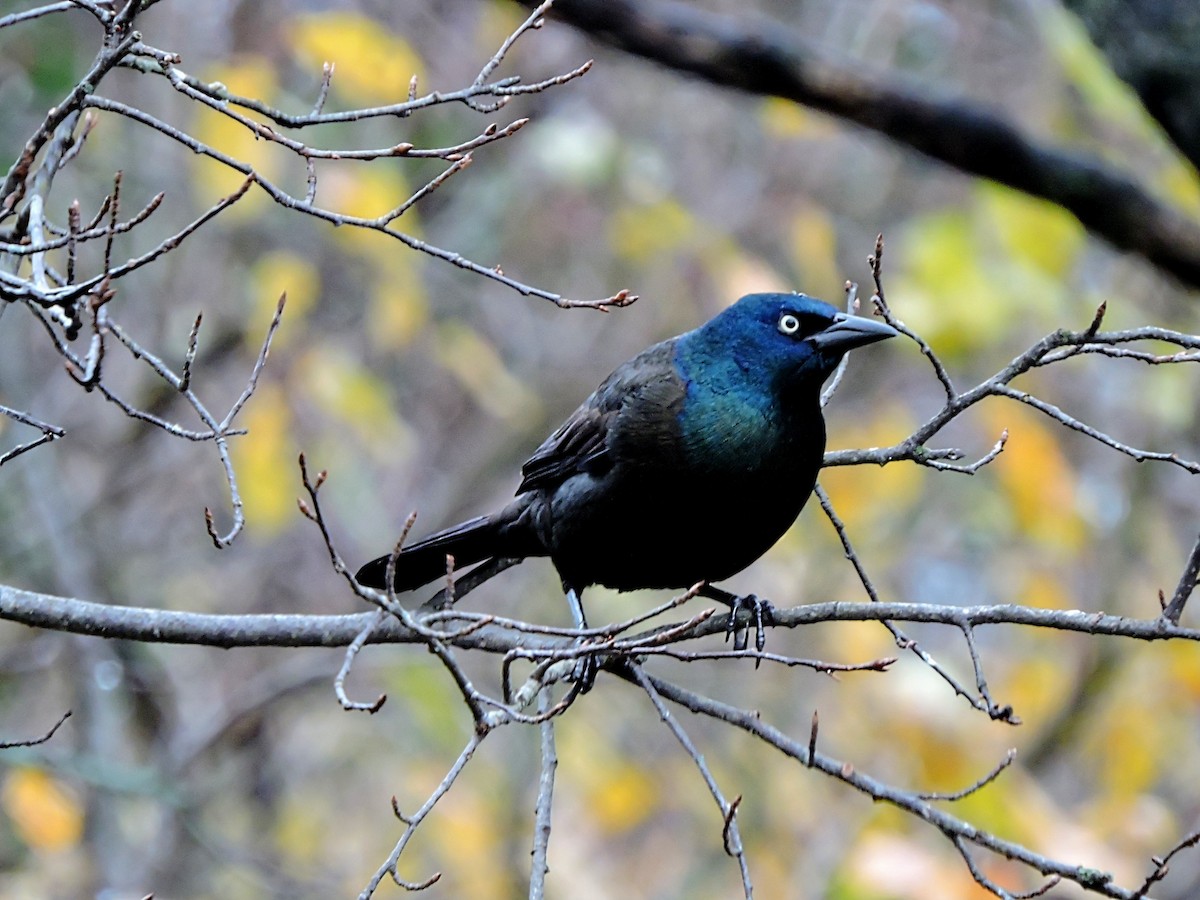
778,313,801,335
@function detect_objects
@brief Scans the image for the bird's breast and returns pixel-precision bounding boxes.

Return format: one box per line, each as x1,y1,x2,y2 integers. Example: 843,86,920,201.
675,386,823,476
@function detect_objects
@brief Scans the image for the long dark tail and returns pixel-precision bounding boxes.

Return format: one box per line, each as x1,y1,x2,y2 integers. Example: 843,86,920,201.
355,514,507,591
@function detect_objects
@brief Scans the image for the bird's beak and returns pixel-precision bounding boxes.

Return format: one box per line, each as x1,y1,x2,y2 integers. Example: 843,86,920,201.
808,312,898,353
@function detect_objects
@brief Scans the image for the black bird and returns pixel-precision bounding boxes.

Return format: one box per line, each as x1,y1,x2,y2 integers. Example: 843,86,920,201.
357,292,895,635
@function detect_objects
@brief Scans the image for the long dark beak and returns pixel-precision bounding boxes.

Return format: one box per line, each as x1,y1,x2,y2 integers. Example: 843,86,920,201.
808,312,898,353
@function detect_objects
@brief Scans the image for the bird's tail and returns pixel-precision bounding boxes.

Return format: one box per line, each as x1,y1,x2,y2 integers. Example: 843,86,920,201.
355,514,505,592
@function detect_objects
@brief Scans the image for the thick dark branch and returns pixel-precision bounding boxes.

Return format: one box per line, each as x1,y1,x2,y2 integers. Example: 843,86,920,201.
1063,0,1200,170
518,0,1200,290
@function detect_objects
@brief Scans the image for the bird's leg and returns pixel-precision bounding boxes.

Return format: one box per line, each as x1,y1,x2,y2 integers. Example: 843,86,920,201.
564,586,597,691
565,586,589,631
699,585,775,657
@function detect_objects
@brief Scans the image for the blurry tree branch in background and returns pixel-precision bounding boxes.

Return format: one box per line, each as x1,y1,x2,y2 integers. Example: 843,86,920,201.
1062,0,1200,170
4,1,1200,899
516,0,1200,291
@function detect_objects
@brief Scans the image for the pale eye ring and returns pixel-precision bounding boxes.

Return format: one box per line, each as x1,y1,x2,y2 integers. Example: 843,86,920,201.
778,313,801,335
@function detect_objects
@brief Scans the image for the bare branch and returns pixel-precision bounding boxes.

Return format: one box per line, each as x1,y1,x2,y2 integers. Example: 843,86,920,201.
0,2,77,29
335,610,388,714
0,25,138,218
814,484,1000,718
919,749,1017,802
628,667,1135,899
520,0,1200,290
0,709,72,749
1133,829,1200,899
824,311,1200,476
0,403,65,465
78,96,635,311
362,735,485,897
869,233,956,400
529,688,557,900
1163,531,1200,625
8,588,1200,652
993,385,1200,474
630,663,753,898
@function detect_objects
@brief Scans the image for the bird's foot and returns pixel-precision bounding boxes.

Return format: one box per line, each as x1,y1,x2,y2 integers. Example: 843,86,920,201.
698,585,776,660
567,638,599,692
724,593,775,659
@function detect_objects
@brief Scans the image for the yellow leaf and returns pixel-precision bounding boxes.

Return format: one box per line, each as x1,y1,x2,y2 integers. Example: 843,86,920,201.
981,403,1087,552
590,761,659,835
1015,568,1071,610
822,407,920,527
367,252,429,352
825,621,896,671
713,245,791,300
977,182,1084,280
289,13,425,106
231,382,295,534
274,795,324,861
759,96,838,139
2,768,83,852
434,321,541,426
891,210,1015,356
298,346,414,461
1096,702,1161,801
789,205,841,292
1036,4,1162,143
1158,162,1200,215
1003,652,1071,725
559,723,660,835
1165,640,1200,702
473,3,526,51
893,188,1082,360
608,198,697,266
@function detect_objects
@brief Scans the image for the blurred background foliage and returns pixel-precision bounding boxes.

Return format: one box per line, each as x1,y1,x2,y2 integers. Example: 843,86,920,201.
1,0,1199,897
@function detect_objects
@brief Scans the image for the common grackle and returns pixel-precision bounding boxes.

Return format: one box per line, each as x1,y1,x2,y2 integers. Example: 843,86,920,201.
357,292,895,634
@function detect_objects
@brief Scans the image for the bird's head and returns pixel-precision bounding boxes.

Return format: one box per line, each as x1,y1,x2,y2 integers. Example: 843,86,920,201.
684,292,897,395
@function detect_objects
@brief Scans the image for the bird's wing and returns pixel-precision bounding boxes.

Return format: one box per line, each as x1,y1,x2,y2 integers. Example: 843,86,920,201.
517,339,684,494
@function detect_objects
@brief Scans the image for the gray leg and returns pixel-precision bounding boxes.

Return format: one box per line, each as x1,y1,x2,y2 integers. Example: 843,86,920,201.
564,586,596,690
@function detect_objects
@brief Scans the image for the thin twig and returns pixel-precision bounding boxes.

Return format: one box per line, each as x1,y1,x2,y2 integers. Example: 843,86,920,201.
919,749,1017,801
814,484,1002,719
630,668,1134,899
360,734,488,897
335,610,387,713
0,403,66,465
0,709,72,749
529,687,557,900
869,233,956,400
630,664,754,898
1132,829,1200,899
1163,531,1200,624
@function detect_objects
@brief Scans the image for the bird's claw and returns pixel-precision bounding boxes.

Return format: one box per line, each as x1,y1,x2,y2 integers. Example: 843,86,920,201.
724,594,775,661
567,637,599,692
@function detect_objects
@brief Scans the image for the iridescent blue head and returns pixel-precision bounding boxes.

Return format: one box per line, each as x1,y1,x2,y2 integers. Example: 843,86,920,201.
677,292,897,404
671,292,895,467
